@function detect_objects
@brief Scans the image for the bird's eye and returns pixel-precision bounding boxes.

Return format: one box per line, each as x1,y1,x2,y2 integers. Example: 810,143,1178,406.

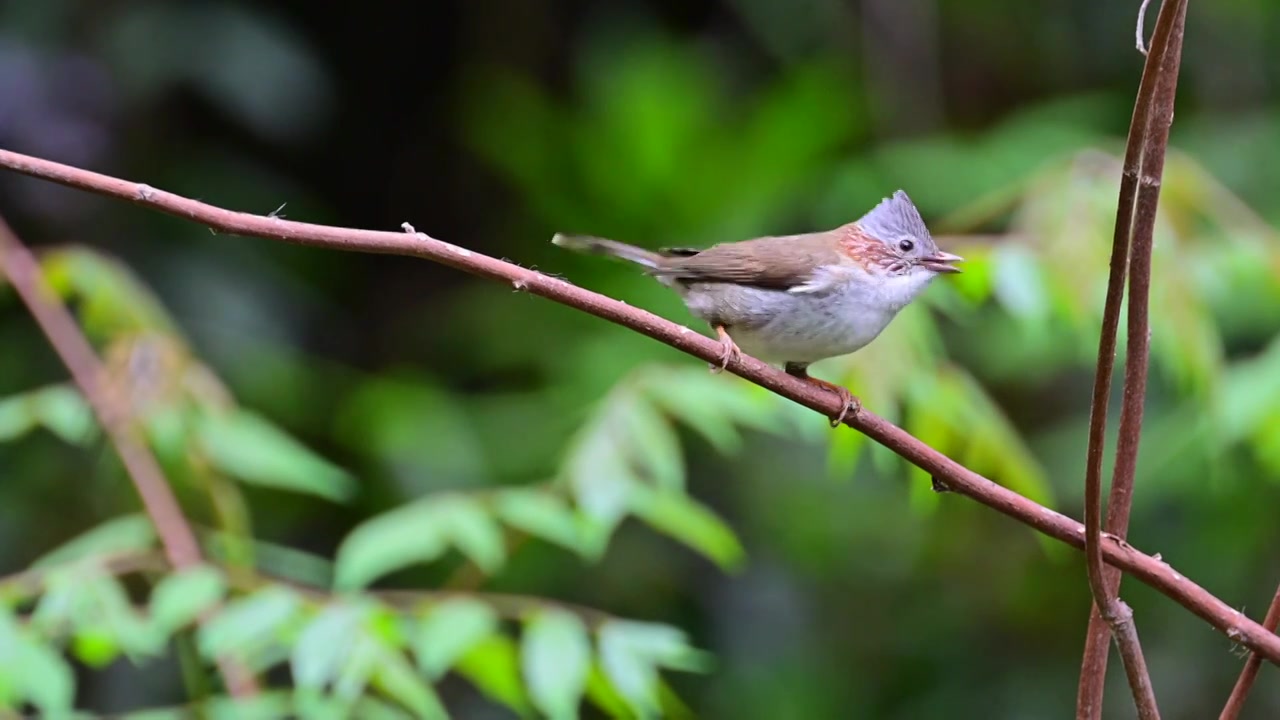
898,239,915,252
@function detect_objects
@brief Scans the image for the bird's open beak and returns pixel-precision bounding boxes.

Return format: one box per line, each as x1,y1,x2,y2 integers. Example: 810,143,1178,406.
921,250,964,274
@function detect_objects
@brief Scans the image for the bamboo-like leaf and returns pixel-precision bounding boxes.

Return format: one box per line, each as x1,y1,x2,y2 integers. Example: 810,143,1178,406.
292,604,365,690
619,394,685,491
334,501,450,591
564,415,637,553
522,609,591,720
33,514,156,568
196,408,356,503
413,598,499,679
492,489,584,553
335,494,506,590
628,485,744,571
597,621,711,718
369,645,449,719
440,496,506,574
454,635,532,717
150,564,227,635
197,585,302,663
0,608,75,716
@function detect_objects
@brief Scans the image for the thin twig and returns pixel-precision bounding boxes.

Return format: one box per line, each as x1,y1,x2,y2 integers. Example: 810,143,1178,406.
1078,1,1187,718
10,547,619,631
0,551,168,598
1219,581,1280,719
0,216,257,697
0,149,1278,666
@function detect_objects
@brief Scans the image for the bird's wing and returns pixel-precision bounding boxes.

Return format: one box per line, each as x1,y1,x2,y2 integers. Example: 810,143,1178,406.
656,233,842,291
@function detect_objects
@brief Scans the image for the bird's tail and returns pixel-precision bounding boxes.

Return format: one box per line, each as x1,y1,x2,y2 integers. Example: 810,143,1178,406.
551,233,665,269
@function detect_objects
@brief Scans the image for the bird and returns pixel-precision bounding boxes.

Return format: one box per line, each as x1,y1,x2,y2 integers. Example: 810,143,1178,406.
551,190,962,427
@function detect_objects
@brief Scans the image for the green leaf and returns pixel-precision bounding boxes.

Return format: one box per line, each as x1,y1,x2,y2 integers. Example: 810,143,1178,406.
291,689,355,720
598,628,658,717
620,397,685,491
196,408,356,503
350,697,418,720
292,603,365,690
628,486,745,572
492,489,584,552
13,636,75,714
455,634,532,716
198,585,302,662
0,391,36,442
369,645,449,720
31,571,158,666
597,621,711,718
584,663,636,720
142,404,192,465
33,385,96,444
33,514,156,568
0,607,75,714
564,416,636,552
644,379,742,454
334,502,448,590
39,247,176,337
201,691,296,720
440,496,506,574
0,385,95,445
522,609,591,720
413,598,498,679
335,494,506,590
601,621,711,673
150,565,227,635
332,632,379,701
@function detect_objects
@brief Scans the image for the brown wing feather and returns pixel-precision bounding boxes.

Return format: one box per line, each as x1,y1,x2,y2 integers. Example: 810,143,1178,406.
654,232,841,290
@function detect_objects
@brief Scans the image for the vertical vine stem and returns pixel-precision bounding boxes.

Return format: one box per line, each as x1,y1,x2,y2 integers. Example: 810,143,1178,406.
0,216,258,697
1218,581,1280,719
1077,1,1188,719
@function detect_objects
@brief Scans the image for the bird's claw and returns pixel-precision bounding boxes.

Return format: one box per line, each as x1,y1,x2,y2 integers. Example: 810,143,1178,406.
786,369,861,427
826,384,861,428
709,327,741,374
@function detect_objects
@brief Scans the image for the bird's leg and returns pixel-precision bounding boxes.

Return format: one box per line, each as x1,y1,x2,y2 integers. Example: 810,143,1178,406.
785,362,860,428
709,324,742,373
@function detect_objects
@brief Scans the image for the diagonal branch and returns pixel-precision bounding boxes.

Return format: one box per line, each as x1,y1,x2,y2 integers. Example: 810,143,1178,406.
0,215,257,697
1078,1,1187,718
1218,581,1280,720
0,148,1278,666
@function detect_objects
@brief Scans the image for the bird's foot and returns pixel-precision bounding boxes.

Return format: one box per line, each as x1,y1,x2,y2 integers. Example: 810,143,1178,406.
804,376,860,427
785,363,860,427
709,325,741,374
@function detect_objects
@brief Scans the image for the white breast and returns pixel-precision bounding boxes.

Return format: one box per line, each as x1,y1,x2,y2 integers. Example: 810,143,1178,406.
700,265,937,365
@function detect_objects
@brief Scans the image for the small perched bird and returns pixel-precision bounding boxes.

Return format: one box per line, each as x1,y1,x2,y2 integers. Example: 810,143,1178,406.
552,190,962,426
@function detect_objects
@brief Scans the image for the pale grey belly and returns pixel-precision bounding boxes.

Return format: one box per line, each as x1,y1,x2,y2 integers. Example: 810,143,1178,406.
677,282,897,364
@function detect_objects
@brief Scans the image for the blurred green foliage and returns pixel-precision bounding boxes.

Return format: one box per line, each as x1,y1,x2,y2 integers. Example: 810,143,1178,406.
3,1,1280,718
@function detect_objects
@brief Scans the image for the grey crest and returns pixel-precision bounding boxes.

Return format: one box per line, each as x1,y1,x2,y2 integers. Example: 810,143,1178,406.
856,190,936,253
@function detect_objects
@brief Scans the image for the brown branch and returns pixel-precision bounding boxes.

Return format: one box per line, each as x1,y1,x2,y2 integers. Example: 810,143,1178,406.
1,148,1279,667
0,215,257,697
1078,1,1187,718
1219,581,1280,720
